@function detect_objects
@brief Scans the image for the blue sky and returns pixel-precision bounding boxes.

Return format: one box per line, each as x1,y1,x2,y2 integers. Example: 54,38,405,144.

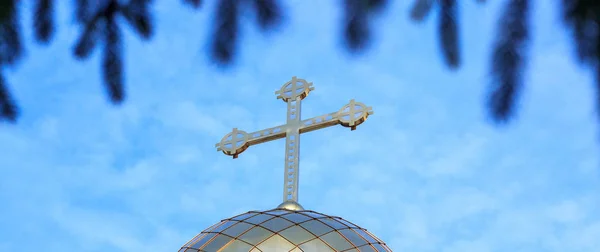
1,0,600,251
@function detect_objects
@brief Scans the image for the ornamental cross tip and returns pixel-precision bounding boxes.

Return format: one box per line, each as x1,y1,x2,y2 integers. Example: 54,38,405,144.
215,76,373,207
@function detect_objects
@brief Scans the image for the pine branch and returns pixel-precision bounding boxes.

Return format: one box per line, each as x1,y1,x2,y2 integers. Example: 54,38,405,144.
410,0,435,22
73,14,101,59
367,0,388,12
33,0,55,43
561,1,600,118
211,0,239,64
251,0,281,30
344,0,370,51
0,71,18,122
102,17,124,103
0,0,23,66
562,0,599,65
183,0,203,8
439,0,460,68
489,0,530,123
122,0,153,39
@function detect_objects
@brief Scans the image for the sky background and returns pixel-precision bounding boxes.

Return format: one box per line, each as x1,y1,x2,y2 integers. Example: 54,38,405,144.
1,0,600,251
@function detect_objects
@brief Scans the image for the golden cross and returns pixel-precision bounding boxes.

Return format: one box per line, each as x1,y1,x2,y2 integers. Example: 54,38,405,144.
215,77,373,205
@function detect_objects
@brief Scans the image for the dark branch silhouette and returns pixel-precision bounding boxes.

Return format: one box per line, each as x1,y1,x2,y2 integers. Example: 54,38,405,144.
0,0,599,130
75,0,90,22
122,0,153,39
410,0,434,21
183,0,203,9
33,0,55,43
211,0,239,64
343,0,387,52
250,0,281,30
562,0,599,65
0,72,17,122
0,0,22,121
439,0,460,68
102,1,124,103
71,0,154,103
73,18,98,59
489,0,530,122
0,0,22,66
562,0,600,118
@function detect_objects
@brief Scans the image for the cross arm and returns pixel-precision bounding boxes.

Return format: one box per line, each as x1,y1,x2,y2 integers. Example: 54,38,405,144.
215,99,373,158
298,112,340,134
246,125,288,145
299,99,374,133
214,124,288,158
213,114,339,159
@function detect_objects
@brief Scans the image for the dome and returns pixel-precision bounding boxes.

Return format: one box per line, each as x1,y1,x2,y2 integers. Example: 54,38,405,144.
179,207,392,252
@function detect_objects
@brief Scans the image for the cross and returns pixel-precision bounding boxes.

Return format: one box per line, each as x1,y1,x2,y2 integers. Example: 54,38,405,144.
215,76,374,205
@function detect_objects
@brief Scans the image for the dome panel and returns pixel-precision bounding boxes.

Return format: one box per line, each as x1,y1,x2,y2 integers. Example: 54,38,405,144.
372,243,390,251
281,213,312,223
211,221,236,233
180,208,392,252
202,235,233,251
299,220,333,236
301,211,328,219
278,225,315,244
258,235,295,251
354,229,379,244
222,222,254,237
357,244,377,252
299,239,334,251
224,240,253,251
232,212,258,221
319,218,347,230
337,218,358,228
238,226,273,245
188,233,216,249
260,217,294,233
245,213,275,224
321,231,353,251
265,209,289,216
339,229,369,247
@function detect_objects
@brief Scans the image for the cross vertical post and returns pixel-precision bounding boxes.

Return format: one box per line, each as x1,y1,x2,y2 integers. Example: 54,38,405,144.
215,77,374,207
283,98,301,202
279,77,307,202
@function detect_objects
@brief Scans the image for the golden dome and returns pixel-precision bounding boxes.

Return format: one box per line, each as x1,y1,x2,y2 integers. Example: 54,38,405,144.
179,207,391,252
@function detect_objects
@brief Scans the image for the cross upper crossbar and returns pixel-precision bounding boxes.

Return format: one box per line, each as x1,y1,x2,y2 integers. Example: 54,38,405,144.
215,77,374,205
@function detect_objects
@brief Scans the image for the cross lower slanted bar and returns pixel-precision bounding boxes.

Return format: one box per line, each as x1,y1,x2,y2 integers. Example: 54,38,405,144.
215,77,373,204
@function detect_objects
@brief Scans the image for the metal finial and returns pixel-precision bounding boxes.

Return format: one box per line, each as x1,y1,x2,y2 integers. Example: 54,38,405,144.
215,77,374,205
276,200,305,211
